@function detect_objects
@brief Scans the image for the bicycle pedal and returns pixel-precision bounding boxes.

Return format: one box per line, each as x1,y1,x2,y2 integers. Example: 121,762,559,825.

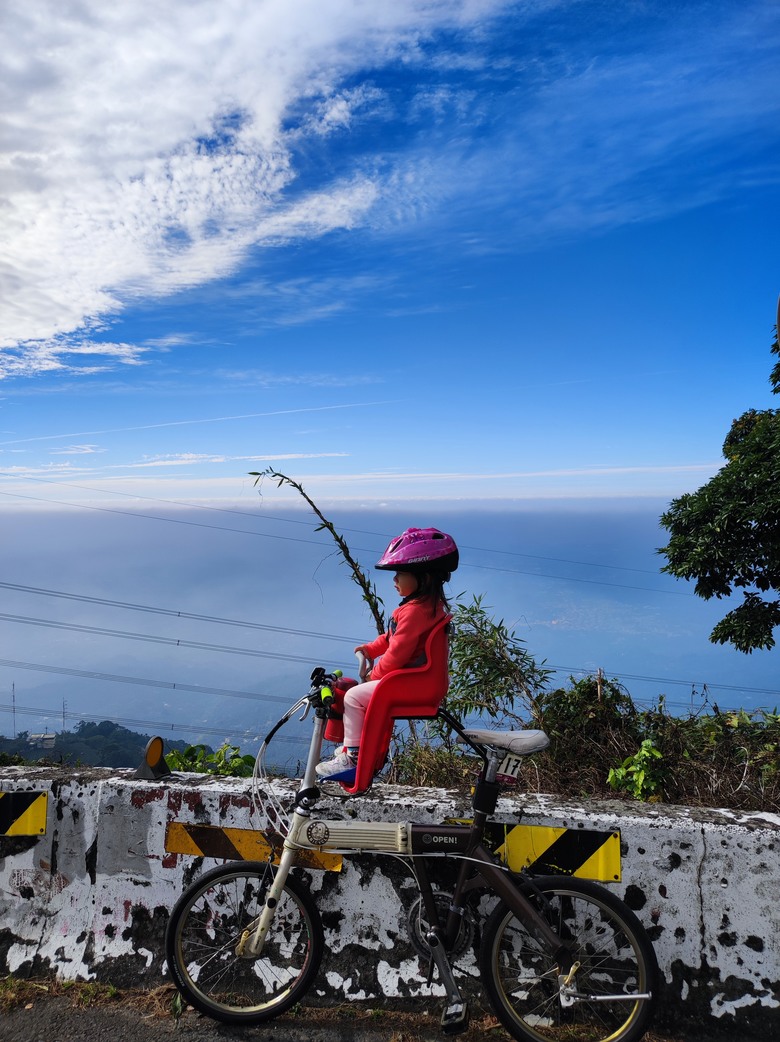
440,1000,469,1035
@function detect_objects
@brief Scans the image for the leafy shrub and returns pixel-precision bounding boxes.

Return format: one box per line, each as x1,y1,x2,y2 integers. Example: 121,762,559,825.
607,739,664,801
166,743,256,778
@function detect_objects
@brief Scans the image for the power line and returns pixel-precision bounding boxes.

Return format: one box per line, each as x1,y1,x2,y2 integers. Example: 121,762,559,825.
0,657,300,703
0,585,776,705
0,488,329,547
544,664,780,703
0,700,306,746
2,487,770,704
0,611,356,665
0,580,361,644
1,648,777,720
459,559,689,596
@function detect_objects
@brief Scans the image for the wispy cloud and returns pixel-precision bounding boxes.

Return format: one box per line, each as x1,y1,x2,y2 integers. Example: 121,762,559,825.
0,462,92,477
0,401,396,446
0,338,152,379
123,452,349,469
214,369,382,387
289,463,723,484
222,272,389,328
49,444,105,456
2,0,777,365
0,0,512,353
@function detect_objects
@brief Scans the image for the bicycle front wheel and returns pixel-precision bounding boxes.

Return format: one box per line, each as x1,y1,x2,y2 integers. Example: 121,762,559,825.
480,875,657,1042
165,861,324,1025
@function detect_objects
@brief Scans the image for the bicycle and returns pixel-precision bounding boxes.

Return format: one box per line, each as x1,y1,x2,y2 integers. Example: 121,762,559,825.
165,664,658,1042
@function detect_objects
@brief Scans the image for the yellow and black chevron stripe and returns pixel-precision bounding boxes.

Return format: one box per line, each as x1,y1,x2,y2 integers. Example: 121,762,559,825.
0,791,48,836
485,822,621,881
165,822,342,872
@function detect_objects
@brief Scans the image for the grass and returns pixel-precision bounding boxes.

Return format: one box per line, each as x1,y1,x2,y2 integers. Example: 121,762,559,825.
0,975,156,1015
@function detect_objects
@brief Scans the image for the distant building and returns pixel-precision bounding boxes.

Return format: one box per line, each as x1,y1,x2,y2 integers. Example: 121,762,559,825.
27,733,56,750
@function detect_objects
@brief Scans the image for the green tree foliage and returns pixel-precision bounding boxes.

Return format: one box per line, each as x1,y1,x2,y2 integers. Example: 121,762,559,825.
659,327,780,652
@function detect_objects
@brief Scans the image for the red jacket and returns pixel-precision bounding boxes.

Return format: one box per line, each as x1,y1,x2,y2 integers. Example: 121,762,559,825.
361,596,447,681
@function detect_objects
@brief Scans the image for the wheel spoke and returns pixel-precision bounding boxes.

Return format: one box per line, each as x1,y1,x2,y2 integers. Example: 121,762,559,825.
166,863,324,1024
480,877,657,1042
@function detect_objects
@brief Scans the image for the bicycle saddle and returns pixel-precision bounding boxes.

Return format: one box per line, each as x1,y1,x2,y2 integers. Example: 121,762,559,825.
459,729,550,756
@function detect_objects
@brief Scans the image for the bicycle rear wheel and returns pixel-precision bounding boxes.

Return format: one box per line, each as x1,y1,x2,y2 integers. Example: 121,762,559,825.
165,861,324,1024
480,875,657,1042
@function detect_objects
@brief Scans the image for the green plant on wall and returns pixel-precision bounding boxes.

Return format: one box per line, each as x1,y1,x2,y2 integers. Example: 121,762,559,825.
166,743,256,778
608,739,664,801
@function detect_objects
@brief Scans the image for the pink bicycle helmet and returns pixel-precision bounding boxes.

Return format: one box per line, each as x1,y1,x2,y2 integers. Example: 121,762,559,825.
376,527,459,576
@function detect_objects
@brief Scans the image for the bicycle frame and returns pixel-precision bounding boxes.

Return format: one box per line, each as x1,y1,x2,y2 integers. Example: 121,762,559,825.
244,700,567,1015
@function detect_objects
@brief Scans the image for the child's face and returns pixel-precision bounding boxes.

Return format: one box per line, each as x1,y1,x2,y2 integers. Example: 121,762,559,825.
393,571,419,597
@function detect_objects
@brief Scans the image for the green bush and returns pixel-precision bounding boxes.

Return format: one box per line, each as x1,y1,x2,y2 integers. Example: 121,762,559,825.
165,742,256,778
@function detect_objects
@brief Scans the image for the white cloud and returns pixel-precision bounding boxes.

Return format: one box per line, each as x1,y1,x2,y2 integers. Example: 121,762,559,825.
124,452,349,468
49,444,105,456
213,368,381,387
0,337,153,379
379,9,780,245
0,0,511,351
1,0,777,362
0,462,91,477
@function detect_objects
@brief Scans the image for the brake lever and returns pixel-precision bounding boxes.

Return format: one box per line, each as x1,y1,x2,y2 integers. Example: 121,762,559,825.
299,700,313,722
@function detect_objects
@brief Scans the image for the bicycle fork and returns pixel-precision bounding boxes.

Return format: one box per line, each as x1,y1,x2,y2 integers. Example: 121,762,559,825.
237,812,309,959
239,707,328,959
235,845,297,958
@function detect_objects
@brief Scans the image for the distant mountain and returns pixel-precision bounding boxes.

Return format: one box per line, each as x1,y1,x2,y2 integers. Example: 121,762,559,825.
0,720,196,769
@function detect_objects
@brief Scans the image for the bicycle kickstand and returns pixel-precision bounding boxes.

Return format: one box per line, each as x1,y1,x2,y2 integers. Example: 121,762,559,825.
425,932,469,1035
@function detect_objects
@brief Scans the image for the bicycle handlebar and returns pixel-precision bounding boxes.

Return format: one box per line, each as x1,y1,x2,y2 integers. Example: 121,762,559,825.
306,667,343,708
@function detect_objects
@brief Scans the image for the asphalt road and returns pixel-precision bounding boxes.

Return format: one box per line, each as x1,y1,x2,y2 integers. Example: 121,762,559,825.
2,998,394,1042
0,994,706,1042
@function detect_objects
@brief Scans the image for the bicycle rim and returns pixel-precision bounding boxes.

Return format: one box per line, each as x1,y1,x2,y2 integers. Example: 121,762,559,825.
481,876,657,1042
165,861,324,1024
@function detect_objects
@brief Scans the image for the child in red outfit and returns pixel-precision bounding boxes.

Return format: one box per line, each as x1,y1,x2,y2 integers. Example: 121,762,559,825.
317,528,458,782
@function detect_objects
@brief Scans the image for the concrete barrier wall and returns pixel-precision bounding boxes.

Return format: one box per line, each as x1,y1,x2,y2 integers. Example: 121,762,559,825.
1,765,778,1038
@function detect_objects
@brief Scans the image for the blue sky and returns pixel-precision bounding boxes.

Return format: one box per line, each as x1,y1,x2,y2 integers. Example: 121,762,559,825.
1,1,779,751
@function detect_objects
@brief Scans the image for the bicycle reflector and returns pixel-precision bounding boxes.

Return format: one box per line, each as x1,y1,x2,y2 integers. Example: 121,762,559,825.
134,736,173,781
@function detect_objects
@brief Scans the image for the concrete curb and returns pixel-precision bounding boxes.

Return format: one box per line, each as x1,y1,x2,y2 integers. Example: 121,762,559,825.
1,766,778,1037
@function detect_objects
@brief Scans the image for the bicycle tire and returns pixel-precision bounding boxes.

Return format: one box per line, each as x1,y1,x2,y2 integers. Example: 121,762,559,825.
165,861,324,1025
480,874,657,1042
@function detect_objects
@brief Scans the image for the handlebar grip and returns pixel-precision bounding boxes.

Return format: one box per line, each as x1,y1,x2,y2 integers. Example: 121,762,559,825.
320,686,334,706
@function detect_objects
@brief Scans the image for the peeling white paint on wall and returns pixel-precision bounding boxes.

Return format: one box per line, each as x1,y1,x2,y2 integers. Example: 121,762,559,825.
1,766,778,1036
377,957,446,998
